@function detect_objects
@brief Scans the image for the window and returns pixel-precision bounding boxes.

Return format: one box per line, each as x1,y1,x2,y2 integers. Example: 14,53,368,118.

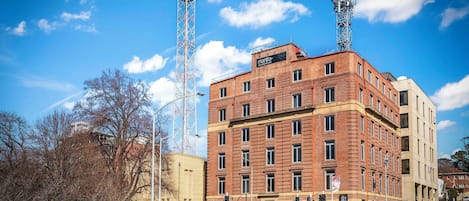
394,94,397,104
292,144,302,163
266,124,275,139
382,83,386,93
360,116,364,133
400,113,409,128
219,109,226,122
293,69,302,81
357,63,362,77
384,105,387,116
293,172,302,191
292,120,302,135
400,91,408,106
243,81,251,92
218,153,225,169
372,172,376,192
325,115,335,132
388,88,391,98
242,175,250,194
360,141,365,161
359,88,363,103
401,136,409,151
220,87,227,98
370,121,375,136
402,159,410,174
267,78,275,88
370,94,374,107
325,140,335,160
378,100,381,112
371,144,375,163
242,128,250,142
267,174,275,192
266,147,275,165
361,169,365,191
293,94,302,108
219,131,225,146
325,62,335,75
242,150,250,167
325,170,336,190
242,104,250,117
368,70,372,82
325,87,335,103
218,177,226,194
375,77,379,88
267,99,275,113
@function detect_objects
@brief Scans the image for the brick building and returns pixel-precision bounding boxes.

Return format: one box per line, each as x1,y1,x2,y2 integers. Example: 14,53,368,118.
206,43,402,201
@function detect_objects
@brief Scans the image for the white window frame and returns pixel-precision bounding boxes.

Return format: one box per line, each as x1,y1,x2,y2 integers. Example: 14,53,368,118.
266,124,275,139
219,109,226,122
242,150,250,167
325,62,335,75
325,115,335,132
293,172,302,192
324,87,335,103
325,140,335,160
218,153,225,169
267,78,275,89
293,69,302,81
292,120,302,135
243,81,251,92
242,104,250,117
218,131,225,146
292,144,302,163
220,87,227,98
242,128,250,142
293,93,302,108
267,99,275,113
266,147,275,165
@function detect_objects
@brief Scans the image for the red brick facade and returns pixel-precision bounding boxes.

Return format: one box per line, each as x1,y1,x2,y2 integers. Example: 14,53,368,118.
207,44,401,201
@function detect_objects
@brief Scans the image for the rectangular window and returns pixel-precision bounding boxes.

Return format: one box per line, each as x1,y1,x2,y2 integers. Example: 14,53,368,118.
220,87,227,98
378,100,381,112
402,159,410,174
361,169,365,191
292,144,302,163
242,150,250,167
219,109,226,122
293,69,302,81
375,77,379,88
384,105,387,116
325,87,335,103
266,124,275,139
325,115,335,132
382,83,386,93
218,153,225,169
293,172,302,191
357,63,362,77
218,177,226,194
292,120,302,135
359,88,363,103
325,170,336,190
394,94,397,104
242,128,250,142
242,104,250,117
360,141,365,161
267,174,275,192
218,131,225,146
325,62,335,75
371,144,375,163
371,121,375,136
267,78,275,88
400,91,408,106
360,116,364,133
243,81,251,92
368,70,372,82
400,113,409,128
293,94,302,108
266,147,275,165
325,140,335,160
370,94,374,107
242,175,250,194
267,99,275,113
401,136,409,151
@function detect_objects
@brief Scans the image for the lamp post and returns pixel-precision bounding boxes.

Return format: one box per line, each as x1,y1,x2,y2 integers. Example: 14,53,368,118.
151,92,204,201
384,156,389,201
158,135,169,201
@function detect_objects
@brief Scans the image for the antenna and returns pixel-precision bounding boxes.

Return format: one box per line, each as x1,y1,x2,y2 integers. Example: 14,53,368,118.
332,0,355,51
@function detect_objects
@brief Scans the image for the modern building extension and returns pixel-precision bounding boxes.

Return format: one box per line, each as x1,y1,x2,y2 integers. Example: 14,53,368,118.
206,43,402,201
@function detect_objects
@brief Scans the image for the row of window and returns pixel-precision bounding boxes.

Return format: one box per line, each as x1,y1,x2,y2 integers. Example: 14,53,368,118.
218,62,336,98
400,91,435,123
360,169,401,196
361,64,397,104
368,120,399,147
359,87,398,123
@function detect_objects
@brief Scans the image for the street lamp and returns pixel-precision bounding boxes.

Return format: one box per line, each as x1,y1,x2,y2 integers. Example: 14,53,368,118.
384,156,389,201
151,92,204,201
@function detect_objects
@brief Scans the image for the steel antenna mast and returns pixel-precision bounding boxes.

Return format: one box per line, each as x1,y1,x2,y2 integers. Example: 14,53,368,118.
332,0,355,51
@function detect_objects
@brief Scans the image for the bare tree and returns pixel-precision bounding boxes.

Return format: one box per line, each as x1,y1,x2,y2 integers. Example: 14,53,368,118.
74,69,172,200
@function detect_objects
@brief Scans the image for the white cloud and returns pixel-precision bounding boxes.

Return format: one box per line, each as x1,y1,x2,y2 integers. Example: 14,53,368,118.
43,91,83,112
37,19,57,33
437,120,456,131
248,37,275,49
355,0,433,23
440,6,469,30
208,0,223,3
431,74,469,111
123,54,169,74
61,11,91,22
187,129,207,157
6,21,27,36
19,76,74,92
219,0,310,29
397,76,408,81
148,77,177,106
63,101,76,110
74,24,97,33
194,40,251,86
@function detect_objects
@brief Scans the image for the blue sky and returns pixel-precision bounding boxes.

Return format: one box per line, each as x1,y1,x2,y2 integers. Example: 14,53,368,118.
1,0,468,158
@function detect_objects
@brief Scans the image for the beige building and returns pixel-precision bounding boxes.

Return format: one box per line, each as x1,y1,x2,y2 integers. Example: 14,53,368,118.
160,153,205,201
389,75,438,201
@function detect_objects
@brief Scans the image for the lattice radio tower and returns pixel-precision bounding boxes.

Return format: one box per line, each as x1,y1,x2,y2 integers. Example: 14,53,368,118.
332,0,355,51
172,0,198,154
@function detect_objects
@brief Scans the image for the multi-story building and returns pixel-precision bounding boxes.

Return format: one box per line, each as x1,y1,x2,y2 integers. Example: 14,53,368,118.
389,76,438,201
438,165,469,199
207,43,402,201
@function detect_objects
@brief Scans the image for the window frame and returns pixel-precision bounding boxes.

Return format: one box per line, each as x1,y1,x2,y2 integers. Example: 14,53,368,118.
242,104,250,117
293,69,302,81
220,87,227,98
242,150,250,167
293,172,302,192
325,140,335,160
219,109,226,122
267,99,275,113
267,78,275,89
325,115,335,132
218,131,225,146
218,153,226,170
242,128,250,142
292,120,302,135
266,147,275,165
324,87,335,103
292,144,302,163
325,62,335,75
266,124,275,139
243,81,251,92
292,93,302,108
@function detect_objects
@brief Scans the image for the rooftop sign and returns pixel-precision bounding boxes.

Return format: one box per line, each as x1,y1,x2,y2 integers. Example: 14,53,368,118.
256,51,286,67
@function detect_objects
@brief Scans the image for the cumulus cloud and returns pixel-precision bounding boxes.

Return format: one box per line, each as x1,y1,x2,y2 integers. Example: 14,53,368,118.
37,19,57,33
123,54,169,74
431,74,469,111
74,24,97,33
219,0,309,29
355,0,433,23
437,120,456,131
194,40,251,86
6,21,27,36
61,11,91,22
440,6,469,30
248,37,275,49
148,77,177,106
